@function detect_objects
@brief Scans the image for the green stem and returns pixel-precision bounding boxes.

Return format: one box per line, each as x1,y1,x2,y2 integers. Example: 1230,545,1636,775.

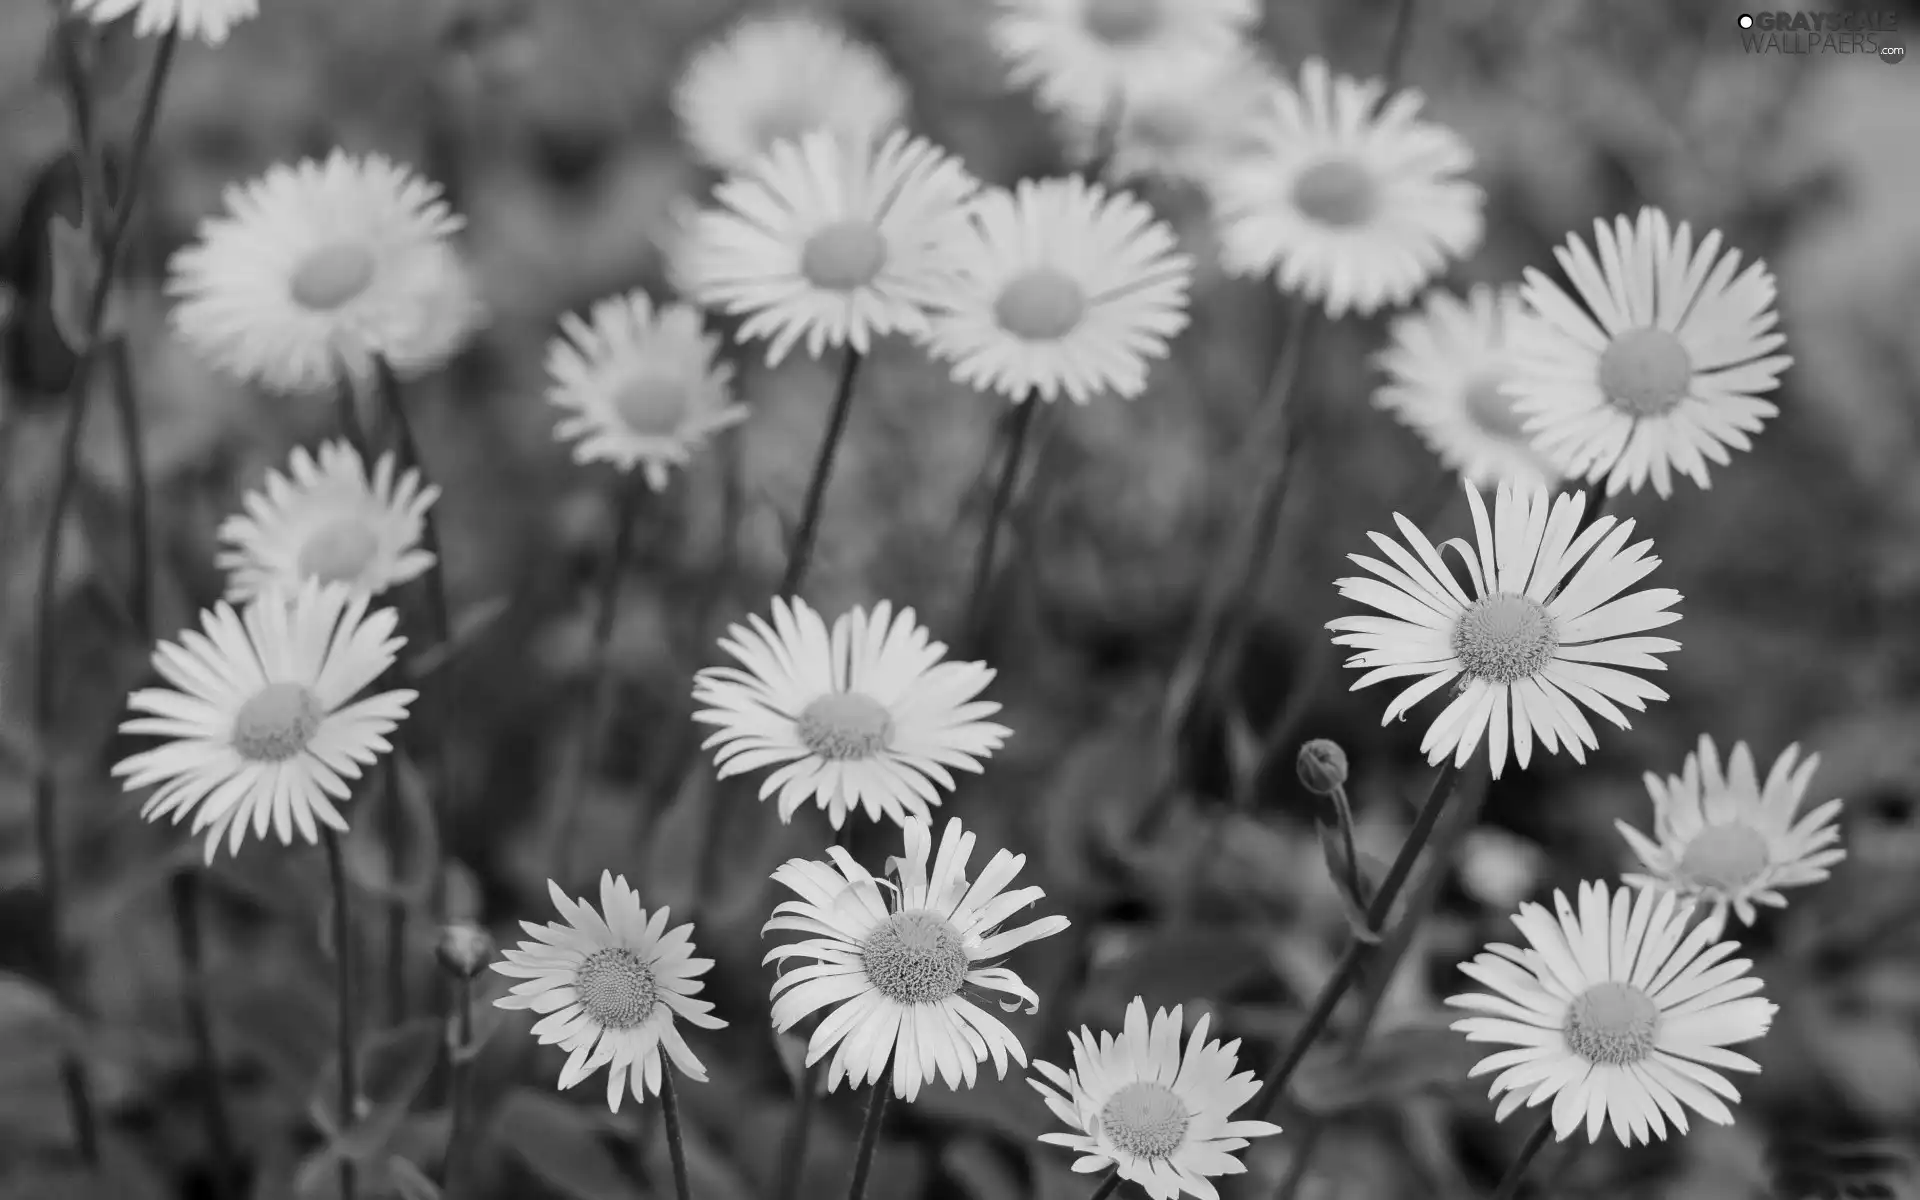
960,393,1043,654
104,338,153,640
844,1082,889,1200
169,872,240,1200
659,1070,694,1200
1492,1112,1556,1200
777,349,863,599
1086,1170,1121,1200
322,831,360,1200
380,756,407,1024
441,975,476,1195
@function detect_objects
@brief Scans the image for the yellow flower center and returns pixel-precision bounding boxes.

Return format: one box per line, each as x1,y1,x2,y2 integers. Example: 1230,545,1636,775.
610,369,688,437
1597,327,1692,418
230,682,324,762
860,909,968,1004
800,219,887,292
1462,374,1531,442
994,267,1088,341
296,517,381,586
1083,0,1163,44
1678,822,1771,892
574,947,660,1030
795,692,895,760
1097,1080,1191,1159
1563,981,1660,1066
288,242,378,311
1292,157,1379,228
1452,593,1558,685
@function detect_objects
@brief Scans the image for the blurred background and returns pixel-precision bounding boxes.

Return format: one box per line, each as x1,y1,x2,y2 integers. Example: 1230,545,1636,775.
3,0,1920,1197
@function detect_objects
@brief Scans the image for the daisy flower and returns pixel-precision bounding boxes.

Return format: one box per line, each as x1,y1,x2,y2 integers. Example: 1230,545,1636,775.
1508,207,1792,498
692,598,1010,831
1057,47,1277,185
168,150,483,395
215,440,439,603
677,129,979,366
1326,481,1682,780
672,11,908,174
1447,880,1777,1146
1207,57,1484,319
111,580,415,861
763,816,1070,1101
492,873,726,1113
1617,735,1845,933
1031,998,1282,1200
921,176,1192,404
1373,285,1559,491
544,289,746,490
70,0,258,43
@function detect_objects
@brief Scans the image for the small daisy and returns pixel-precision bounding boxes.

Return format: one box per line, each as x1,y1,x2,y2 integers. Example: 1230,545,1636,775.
168,150,483,395
492,872,726,1113
70,0,258,43
1617,735,1845,933
990,0,1258,126
215,440,439,603
1057,47,1277,185
1374,285,1560,491
1327,480,1682,780
764,816,1070,1101
677,129,979,366
1031,998,1283,1200
692,598,1010,830
111,580,416,861
1508,207,1792,498
672,11,908,174
921,176,1192,404
1447,880,1777,1146
1207,57,1484,319
544,289,746,490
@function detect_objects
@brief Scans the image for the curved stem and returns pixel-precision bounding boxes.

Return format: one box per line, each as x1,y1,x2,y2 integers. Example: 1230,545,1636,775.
169,871,239,1200
1492,1112,1556,1200
322,831,360,1200
844,1082,889,1200
778,349,864,599
442,975,476,1196
1086,1169,1122,1200
960,394,1042,653
105,338,152,640
658,1070,694,1200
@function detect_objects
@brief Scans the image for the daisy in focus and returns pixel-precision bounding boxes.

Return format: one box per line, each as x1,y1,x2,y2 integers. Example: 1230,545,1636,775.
544,289,746,490
112,580,415,861
70,0,258,43
1373,285,1559,491
672,11,908,173
1031,998,1282,1200
492,873,726,1113
990,0,1258,126
1056,47,1276,185
1327,481,1682,780
1508,208,1791,498
1207,58,1484,319
921,176,1192,404
168,150,483,395
677,129,978,365
692,598,1010,830
1617,735,1844,934
215,440,438,602
1448,880,1776,1145
764,817,1070,1101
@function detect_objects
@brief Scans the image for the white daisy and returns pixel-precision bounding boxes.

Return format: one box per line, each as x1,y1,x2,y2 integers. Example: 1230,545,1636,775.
672,11,908,174
677,129,979,366
544,289,746,490
1326,481,1682,780
921,176,1192,404
1508,207,1792,498
492,872,726,1113
1447,880,1777,1146
215,440,439,603
990,0,1258,126
111,580,416,861
1057,46,1277,185
168,149,484,395
692,598,1010,831
763,816,1070,1101
1031,998,1283,1200
1207,57,1484,319
1617,735,1845,932
70,0,258,43
1373,285,1560,491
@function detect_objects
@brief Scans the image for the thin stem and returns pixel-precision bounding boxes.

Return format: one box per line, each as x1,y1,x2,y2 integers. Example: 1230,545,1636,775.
105,337,153,640
1326,783,1365,910
322,831,360,1200
844,1082,889,1200
1380,0,1419,93
1492,1112,1556,1200
1272,1118,1325,1200
333,370,368,457
778,349,864,599
961,394,1043,652
169,871,239,1200
442,976,477,1196
658,1071,694,1200
771,1066,818,1200
380,756,407,1023
1085,1169,1122,1200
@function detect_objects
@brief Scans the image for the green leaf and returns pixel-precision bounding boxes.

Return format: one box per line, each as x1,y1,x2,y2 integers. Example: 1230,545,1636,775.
407,595,510,678
1289,1021,1484,1117
385,1155,443,1200
301,1018,445,1191
492,1088,640,1200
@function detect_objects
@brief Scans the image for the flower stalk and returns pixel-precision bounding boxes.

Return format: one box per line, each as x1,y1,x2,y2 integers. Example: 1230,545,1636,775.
322,830,361,1200
779,348,864,599
169,871,240,1200
658,1070,695,1200
1492,1112,1556,1200
844,1082,890,1200
960,392,1043,652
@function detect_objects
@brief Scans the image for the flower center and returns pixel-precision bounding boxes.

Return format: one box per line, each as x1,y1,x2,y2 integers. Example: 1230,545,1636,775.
573,947,660,1030
799,219,887,292
1562,981,1660,1066
295,517,381,586
1596,327,1692,418
1083,0,1162,43
859,909,968,1004
1097,1080,1191,1160
230,682,325,762
1291,157,1378,228
1461,373,1531,443
609,369,688,437
1678,822,1771,892
1451,592,1558,685
288,242,378,311
994,267,1088,341
795,692,895,760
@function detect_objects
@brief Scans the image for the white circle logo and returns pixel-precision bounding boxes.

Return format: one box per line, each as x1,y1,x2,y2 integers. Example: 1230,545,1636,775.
1737,13,1754,28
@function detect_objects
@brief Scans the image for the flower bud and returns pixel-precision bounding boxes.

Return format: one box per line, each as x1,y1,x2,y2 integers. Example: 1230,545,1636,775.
1296,738,1349,796
435,922,495,980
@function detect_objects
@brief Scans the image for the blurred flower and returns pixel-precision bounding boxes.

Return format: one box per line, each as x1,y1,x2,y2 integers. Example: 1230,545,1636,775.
1030,998,1281,1199
1617,735,1845,931
70,0,258,44
1373,285,1559,491
671,11,908,174
1447,880,1776,1145
1296,738,1349,796
111,581,415,862
677,129,978,366
215,440,439,603
990,0,1257,126
763,817,1070,1100
1327,481,1681,780
1509,207,1790,498
921,176,1191,403
1456,826,1547,911
1057,45,1276,185
167,150,483,395
544,289,745,490
436,923,495,980
692,598,1010,831
1207,58,1484,319
492,873,726,1113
